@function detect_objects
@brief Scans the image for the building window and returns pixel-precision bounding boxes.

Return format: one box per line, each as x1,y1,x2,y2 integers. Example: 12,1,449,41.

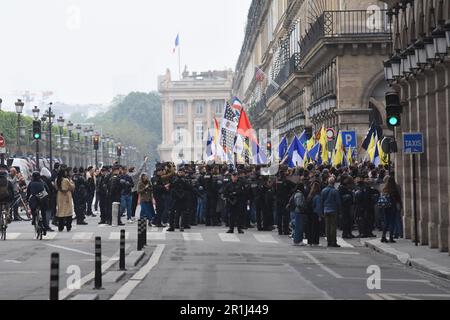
195,124,204,142
176,126,184,143
213,100,224,115
195,101,205,115
175,101,185,116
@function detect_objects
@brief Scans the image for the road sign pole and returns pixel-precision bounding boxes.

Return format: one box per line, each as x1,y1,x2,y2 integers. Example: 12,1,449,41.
412,154,419,247
36,139,40,171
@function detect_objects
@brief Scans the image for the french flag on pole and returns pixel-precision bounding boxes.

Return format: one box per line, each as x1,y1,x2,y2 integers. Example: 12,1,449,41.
173,34,180,53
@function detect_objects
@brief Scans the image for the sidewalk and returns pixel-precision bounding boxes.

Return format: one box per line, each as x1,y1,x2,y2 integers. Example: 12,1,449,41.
363,237,450,281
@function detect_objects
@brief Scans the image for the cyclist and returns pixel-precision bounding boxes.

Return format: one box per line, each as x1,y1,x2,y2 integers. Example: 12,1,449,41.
0,164,15,224
26,172,51,235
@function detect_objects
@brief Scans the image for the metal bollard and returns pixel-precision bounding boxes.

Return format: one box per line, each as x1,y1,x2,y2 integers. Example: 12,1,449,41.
49,253,59,301
119,229,126,271
137,219,143,251
144,218,147,247
94,237,103,290
112,202,120,227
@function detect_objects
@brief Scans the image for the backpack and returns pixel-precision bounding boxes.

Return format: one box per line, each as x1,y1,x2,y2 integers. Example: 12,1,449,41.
294,192,307,214
377,193,392,209
0,176,10,201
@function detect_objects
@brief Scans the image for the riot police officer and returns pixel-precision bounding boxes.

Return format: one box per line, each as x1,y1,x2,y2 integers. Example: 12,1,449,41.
151,165,167,228
167,167,192,232
72,167,88,225
275,166,296,235
224,171,245,234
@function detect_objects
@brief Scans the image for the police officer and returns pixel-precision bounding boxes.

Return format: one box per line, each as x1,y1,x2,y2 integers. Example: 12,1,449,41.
275,166,296,235
167,166,192,232
224,171,245,234
97,167,108,225
108,165,125,226
72,167,88,225
151,165,167,228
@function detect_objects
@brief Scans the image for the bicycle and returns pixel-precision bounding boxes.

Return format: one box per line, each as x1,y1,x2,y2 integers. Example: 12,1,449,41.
34,207,45,241
9,193,32,222
0,203,9,240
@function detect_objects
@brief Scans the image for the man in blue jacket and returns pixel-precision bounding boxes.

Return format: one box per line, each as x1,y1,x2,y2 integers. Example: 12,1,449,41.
321,177,341,248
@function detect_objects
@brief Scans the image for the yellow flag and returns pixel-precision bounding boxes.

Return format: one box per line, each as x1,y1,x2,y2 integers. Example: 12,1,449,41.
347,147,353,166
319,126,329,164
332,132,344,167
367,133,376,162
377,140,389,166
307,137,315,151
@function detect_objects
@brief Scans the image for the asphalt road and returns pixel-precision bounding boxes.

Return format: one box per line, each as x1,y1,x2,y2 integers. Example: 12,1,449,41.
1,216,450,300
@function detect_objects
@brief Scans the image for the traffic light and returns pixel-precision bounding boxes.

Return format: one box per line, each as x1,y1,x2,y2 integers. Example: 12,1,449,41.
32,121,42,140
385,91,403,128
117,145,122,157
93,135,100,150
267,142,272,154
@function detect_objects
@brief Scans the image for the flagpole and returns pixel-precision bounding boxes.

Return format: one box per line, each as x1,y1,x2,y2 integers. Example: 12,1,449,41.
178,44,181,80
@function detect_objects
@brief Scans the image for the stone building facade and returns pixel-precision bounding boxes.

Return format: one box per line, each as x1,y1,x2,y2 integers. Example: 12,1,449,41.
233,0,392,154
383,0,450,254
157,68,233,162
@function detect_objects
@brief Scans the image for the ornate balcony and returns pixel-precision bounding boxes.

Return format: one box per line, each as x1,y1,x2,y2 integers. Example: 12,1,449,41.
299,9,391,60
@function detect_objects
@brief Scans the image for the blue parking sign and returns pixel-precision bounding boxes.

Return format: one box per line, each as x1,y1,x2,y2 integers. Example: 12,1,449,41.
403,133,424,154
341,131,357,149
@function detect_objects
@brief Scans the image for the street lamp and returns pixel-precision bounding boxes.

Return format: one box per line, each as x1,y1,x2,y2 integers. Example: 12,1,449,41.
67,121,74,166
390,53,402,78
43,103,55,170
445,20,450,48
15,99,24,155
383,60,394,82
75,124,82,166
32,106,40,120
432,24,447,58
414,39,427,67
57,116,65,163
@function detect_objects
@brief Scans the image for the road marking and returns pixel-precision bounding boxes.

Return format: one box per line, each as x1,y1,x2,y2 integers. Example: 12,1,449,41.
218,233,240,242
303,251,360,255
302,252,343,279
345,277,429,283
59,245,129,300
253,234,278,244
45,244,95,257
147,232,166,241
336,237,354,248
44,233,58,240
110,244,165,300
367,293,384,300
72,232,93,240
7,233,21,240
182,233,203,241
378,294,397,300
3,260,22,264
109,232,130,240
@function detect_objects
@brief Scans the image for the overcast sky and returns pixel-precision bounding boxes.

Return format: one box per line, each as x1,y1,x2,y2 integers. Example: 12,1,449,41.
0,0,251,109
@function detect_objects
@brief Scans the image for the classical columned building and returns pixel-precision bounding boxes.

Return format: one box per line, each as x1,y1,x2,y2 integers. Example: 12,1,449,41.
383,0,450,253
233,0,392,152
157,69,233,162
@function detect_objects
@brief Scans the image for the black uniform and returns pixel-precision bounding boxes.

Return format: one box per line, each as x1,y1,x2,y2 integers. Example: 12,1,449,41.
151,174,166,227
86,174,96,217
223,178,245,233
108,173,124,225
275,176,296,235
338,184,355,238
97,173,108,224
72,173,87,224
168,174,192,231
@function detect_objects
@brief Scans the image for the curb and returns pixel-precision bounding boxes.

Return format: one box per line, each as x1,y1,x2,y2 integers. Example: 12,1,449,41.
363,239,450,281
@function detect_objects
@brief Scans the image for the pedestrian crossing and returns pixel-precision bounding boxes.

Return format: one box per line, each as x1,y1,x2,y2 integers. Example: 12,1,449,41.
1,230,356,247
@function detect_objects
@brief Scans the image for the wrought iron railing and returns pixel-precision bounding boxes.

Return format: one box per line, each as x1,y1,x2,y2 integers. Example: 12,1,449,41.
299,9,390,60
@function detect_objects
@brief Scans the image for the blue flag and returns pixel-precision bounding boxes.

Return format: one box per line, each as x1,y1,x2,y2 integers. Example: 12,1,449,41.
287,136,306,168
308,143,321,162
278,136,288,160
298,130,307,147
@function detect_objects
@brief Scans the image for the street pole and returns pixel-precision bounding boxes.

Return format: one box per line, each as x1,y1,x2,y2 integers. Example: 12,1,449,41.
36,138,40,171
412,154,418,247
17,113,21,155
95,150,98,168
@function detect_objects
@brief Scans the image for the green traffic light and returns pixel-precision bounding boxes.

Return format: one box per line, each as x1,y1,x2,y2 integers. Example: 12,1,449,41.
34,133,41,139
388,117,399,126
